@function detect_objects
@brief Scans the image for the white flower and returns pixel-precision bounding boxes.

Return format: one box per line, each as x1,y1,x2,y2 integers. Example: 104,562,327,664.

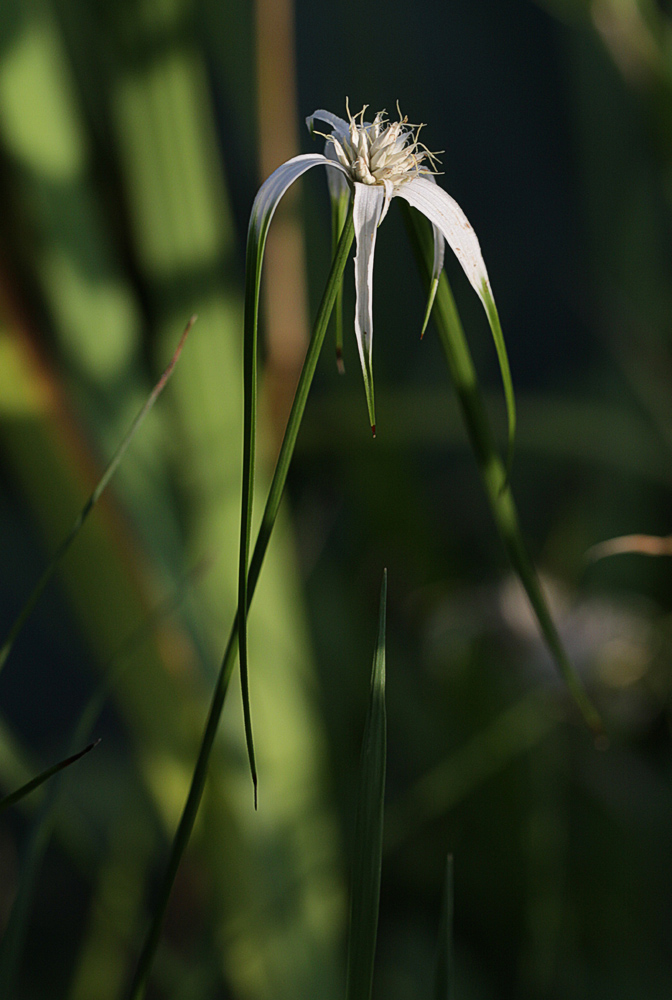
249,102,511,438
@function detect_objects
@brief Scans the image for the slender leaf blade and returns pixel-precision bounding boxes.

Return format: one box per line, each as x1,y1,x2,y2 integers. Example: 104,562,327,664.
0,316,195,675
345,569,388,1000
0,739,100,815
434,855,455,1000
401,203,602,735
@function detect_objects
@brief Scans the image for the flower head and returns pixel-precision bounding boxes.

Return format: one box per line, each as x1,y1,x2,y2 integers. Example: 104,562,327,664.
322,101,439,190
247,102,513,444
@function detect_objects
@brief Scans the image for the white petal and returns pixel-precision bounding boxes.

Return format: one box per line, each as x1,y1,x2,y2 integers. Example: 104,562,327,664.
249,153,348,247
353,181,385,429
379,179,395,224
306,110,350,143
395,176,489,305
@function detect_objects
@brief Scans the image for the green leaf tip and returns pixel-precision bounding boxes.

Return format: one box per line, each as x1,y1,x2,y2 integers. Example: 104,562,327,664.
421,276,440,340
481,282,516,487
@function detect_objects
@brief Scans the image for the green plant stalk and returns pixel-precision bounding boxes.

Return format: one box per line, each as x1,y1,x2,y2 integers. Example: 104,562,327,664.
127,209,356,1000
434,854,454,1000
401,203,602,735
0,316,195,675
345,569,387,1000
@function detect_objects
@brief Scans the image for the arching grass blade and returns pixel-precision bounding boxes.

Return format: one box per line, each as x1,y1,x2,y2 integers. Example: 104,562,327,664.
401,203,602,735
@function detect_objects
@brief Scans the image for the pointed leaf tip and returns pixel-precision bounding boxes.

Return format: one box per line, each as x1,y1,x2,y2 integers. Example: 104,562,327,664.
420,277,440,340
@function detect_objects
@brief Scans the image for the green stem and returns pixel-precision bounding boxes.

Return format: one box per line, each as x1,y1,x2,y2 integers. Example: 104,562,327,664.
126,209,356,1000
401,203,602,735
0,316,195,675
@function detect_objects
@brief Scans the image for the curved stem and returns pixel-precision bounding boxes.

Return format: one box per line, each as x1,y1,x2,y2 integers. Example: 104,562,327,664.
401,202,602,736
127,208,355,1000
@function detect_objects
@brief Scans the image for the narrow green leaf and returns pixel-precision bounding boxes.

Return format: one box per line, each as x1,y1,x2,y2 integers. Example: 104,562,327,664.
0,563,209,1000
0,739,100,815
401,203,602,736
482,284,516,485
0,315,195,676
128,209,356,1000
434,855,455,1000
345,569,387,1000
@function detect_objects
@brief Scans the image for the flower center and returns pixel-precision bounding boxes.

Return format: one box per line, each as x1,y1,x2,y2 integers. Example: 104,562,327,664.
331,102,441,187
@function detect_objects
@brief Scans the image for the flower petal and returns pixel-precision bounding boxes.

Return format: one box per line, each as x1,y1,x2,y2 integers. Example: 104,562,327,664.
396,176,516,477
240,151,349,796
395,176,489,303
353,181,385,433
249,152,347,251
306,109,350,143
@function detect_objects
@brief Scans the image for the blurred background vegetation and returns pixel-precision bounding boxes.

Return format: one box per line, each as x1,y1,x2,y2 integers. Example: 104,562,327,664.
0,0,671,997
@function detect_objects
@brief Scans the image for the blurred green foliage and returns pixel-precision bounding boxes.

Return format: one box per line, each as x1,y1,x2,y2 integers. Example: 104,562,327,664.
0,0,671,998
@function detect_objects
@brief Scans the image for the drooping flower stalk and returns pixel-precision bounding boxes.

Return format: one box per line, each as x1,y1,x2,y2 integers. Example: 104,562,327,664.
236,104,518,799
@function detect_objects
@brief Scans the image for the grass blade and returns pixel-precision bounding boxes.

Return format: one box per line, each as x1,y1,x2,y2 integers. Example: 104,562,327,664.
434,855,455,1000
345,569,388,1000
0,739,100,815
401,203,602,735
0,315,195,676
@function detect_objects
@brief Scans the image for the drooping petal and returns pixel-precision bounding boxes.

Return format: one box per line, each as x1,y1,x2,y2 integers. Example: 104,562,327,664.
352,181,385,433
306,109,350,144
396,176,516,476
240,151,348,797
395,176,489,302
249,153,348,256
379,179,395,224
